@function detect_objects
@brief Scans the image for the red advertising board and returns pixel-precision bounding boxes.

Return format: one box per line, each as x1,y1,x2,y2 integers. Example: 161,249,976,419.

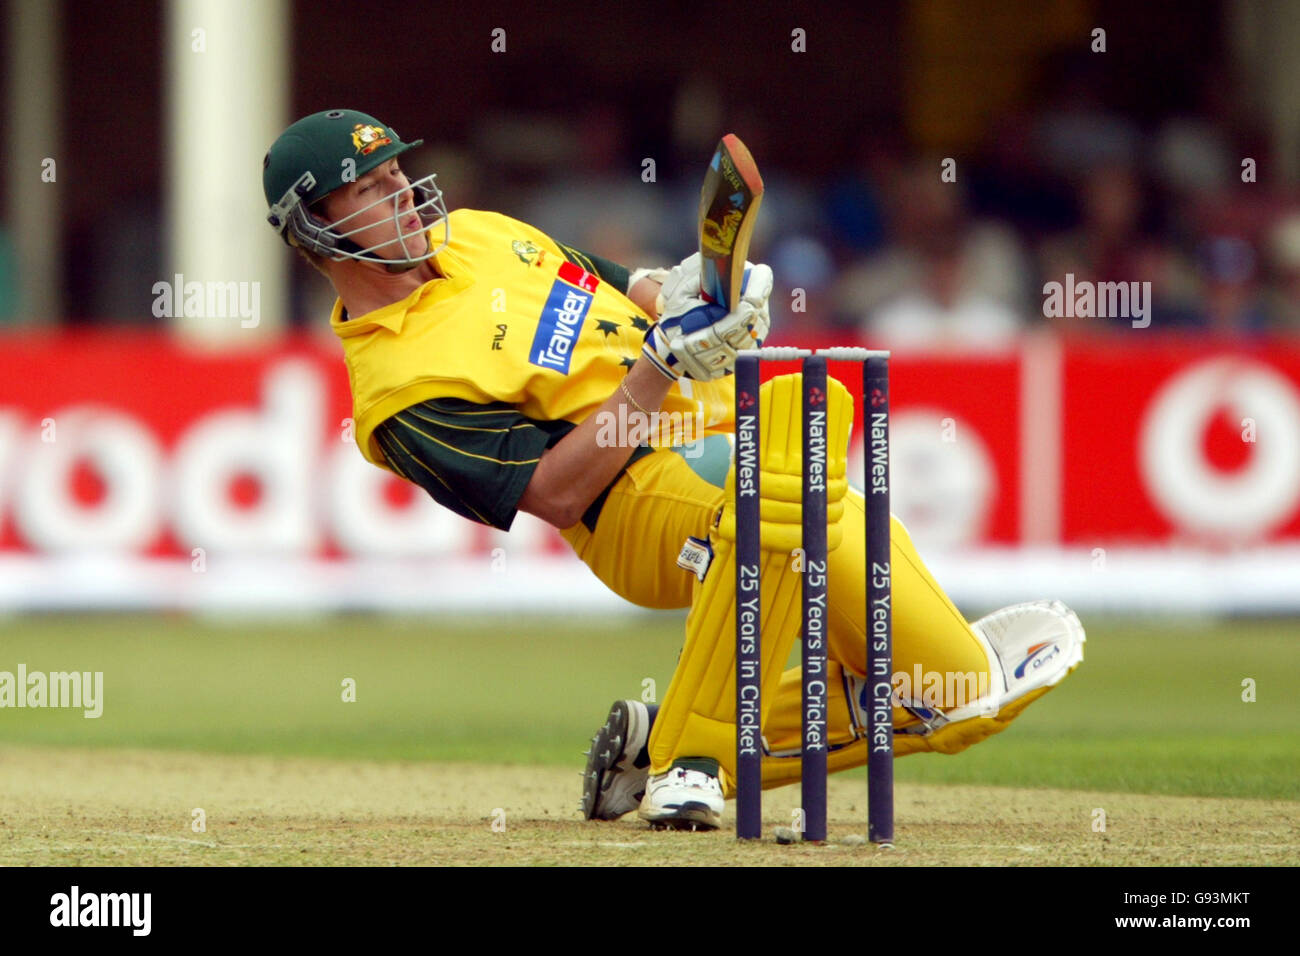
2,331,1299,563
1062,340,1300,544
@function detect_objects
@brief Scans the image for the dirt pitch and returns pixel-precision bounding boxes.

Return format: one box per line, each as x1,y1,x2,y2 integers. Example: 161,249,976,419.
1,744,1295,866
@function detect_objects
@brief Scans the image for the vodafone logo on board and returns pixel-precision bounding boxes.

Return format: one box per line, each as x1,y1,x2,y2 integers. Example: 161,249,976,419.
1139,357,1300,541
2,361,503,558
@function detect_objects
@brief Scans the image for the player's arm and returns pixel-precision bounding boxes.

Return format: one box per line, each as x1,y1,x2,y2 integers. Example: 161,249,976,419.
374,395,661,534
517,270,769,530
516,356,673,529
625,274,663,319
514,237,771,528
518,260,772,528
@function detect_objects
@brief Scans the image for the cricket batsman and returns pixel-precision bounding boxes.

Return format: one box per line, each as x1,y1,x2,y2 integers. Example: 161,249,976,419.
263,109,1085,831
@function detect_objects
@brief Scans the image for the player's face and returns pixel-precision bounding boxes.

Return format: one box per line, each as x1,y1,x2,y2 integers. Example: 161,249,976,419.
323,159,430,263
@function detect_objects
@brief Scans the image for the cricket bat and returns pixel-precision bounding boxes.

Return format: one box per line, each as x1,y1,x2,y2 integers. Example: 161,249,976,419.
698,134,764,312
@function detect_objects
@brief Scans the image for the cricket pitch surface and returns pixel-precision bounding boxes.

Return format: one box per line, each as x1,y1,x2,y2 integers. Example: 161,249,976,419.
3,744,1295,867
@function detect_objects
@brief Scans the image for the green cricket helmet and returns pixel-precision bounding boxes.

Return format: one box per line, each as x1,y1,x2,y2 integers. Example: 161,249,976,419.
262,109,449,271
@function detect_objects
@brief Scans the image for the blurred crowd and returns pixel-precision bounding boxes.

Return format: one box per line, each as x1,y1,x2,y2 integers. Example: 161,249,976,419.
9,42,1300,350
807,59,1300,349
508,89,1295,350
346,57,1300,352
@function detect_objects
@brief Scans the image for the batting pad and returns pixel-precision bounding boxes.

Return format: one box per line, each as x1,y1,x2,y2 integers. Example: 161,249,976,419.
716,373,854,552
647,372,855,788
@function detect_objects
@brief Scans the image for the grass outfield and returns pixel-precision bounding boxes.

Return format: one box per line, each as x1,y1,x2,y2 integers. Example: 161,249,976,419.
0,612,1296,801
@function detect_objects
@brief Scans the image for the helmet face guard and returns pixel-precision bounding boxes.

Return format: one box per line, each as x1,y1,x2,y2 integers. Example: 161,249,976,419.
268,169,450,273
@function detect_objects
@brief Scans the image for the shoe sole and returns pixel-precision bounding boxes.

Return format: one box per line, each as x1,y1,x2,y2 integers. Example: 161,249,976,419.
642,801,722,832
582,700,648,821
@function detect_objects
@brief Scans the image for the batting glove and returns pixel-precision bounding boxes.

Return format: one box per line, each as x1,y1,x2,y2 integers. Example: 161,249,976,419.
641,253,773,381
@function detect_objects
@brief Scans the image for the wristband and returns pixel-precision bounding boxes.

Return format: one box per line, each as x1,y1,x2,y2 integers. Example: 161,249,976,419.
627,266,670,296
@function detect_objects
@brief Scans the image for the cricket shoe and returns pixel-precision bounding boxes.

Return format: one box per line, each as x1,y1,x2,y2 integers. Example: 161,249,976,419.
637,757,725,831
853,599,1086,735
581,700,657,821
969,599,1086,723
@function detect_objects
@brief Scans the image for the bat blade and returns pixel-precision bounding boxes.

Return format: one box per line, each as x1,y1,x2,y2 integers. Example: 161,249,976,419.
698,133,764,312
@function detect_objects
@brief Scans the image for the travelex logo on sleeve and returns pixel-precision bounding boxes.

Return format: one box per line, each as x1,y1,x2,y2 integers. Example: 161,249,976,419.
529,261,598,373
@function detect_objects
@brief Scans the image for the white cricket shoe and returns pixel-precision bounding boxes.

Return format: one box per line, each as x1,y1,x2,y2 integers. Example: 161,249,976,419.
858,599,1086,734
972,599,1086,711
581,700,657,821
637,757,725,831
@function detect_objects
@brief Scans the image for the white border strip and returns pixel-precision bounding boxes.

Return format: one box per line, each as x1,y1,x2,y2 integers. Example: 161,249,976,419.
4,548,1300,614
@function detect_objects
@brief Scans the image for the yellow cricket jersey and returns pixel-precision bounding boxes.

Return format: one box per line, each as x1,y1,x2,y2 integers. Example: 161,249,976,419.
331,209,735,472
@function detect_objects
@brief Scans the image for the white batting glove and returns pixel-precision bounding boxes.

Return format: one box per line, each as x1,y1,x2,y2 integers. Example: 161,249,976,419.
641,253,773,381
